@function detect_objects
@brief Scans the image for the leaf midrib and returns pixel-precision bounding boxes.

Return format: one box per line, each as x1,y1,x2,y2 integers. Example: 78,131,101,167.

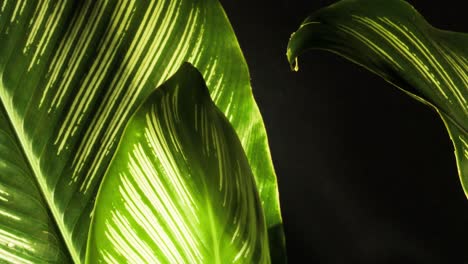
204,187,222,264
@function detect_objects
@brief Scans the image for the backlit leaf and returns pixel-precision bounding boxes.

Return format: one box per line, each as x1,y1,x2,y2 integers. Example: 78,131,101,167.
0,0,284,262
287,0,467,195
86,63,270,264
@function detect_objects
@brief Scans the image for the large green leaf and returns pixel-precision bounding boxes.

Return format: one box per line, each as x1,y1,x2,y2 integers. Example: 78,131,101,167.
287,0,467,194
0,0,284,263
87,63,270,263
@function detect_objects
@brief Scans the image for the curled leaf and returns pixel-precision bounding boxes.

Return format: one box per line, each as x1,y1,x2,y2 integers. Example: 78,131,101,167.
288,0,468,195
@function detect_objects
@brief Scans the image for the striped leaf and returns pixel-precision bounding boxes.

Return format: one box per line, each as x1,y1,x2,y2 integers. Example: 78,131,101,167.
287,0,468,195
0,0,284,263
86,63,270,263
0,106,71,263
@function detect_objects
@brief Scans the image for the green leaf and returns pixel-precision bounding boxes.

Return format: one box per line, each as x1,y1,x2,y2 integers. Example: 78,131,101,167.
86,63,271,263
287,0,468,195
0,105,71,263
0,0,284,263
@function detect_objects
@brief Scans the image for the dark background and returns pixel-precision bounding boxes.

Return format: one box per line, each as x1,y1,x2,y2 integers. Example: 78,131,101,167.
221,1,467,263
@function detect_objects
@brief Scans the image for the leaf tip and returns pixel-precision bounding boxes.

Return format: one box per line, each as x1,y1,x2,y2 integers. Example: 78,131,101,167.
286,48,299,72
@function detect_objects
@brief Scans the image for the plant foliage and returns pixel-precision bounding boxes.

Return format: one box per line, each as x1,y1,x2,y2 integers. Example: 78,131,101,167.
0,1,284,263
288,0,467,194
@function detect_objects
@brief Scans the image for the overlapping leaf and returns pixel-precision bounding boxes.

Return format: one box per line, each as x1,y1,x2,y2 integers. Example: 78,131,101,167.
287,0,467,194
87,63,270,264
0,0,284,262
0,106,71,263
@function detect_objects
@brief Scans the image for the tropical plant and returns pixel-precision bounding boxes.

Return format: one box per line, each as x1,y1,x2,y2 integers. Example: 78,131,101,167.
288,0,467,196
0,1,284,263
0,0,466,263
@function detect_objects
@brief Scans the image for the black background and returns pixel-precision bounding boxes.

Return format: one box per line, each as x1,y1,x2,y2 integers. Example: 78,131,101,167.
221,1,467,263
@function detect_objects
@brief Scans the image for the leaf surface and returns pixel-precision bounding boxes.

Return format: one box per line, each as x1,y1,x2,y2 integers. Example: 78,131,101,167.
0,0,284,262
0,106,71,263
87,63,271,264
287,0,468,194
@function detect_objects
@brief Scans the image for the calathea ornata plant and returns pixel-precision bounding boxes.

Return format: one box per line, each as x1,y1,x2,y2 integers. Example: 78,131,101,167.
0,0,466,263
288,0,467,195
0,1,285,263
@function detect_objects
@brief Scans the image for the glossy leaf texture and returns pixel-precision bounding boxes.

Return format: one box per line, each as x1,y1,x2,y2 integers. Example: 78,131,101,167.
87,63,271,264
0,106,71,263
0,0,284,263
287,0,468,195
